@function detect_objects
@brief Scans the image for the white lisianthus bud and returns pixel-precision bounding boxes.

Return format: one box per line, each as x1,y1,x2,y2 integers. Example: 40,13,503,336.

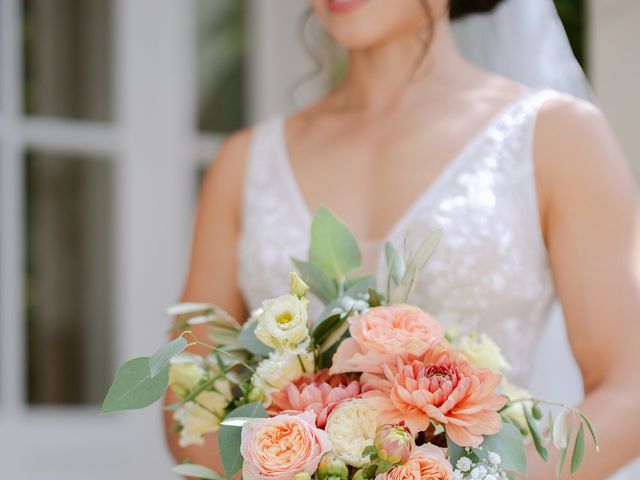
290,272,310,299
255,293,310,352
251,350,315,405
500,381,532,435
325,399,380,467
457,332,510,373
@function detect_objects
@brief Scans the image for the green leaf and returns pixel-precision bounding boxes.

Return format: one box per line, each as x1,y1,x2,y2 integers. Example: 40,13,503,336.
315,276,376,327
377,460,393,474
218,402,268,478
149,336,188,377
524,404,549,462
292,258,339,304
384,242,405,285
312,313,345,346
368,288,382,307
309,206,361,280
570,423,585,474
362,445,377,458
390,230,442,304
238,319,273,357
445,434,468,469
578,412,600,452
172,464,224,480
101,357,169,414
475,422,528,475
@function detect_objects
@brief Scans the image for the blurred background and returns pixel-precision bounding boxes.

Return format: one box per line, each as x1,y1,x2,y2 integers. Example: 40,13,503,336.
0,0,638,478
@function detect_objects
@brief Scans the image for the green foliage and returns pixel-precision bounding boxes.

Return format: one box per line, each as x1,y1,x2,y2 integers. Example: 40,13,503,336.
292,258,339,304
570,423,586,474
100,357,169,414
309,206,362,280
238,319,273,356
149,336,188,377
524,404,549,462
218,402,268,478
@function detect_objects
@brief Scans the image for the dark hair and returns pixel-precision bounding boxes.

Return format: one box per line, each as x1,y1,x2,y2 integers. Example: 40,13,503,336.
449,0,506,19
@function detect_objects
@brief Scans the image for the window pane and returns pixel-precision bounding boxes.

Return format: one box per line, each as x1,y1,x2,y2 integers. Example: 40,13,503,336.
22,0,113,120
25,152,114,404
197,0,248,133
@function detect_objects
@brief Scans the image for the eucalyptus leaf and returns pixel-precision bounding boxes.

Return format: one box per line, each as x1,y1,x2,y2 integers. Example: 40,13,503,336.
149,336,188,377
445,434,468,469
166,303,212,316
524,404,549,462
315,276,375,327
309,206,361,280
238,320,273,357
390,230,442,304
474,422,528,475
101,357,169,414
570,423,585,474
172,464,224,480
220,416,257,427
218,402,268,478
292,258,339,304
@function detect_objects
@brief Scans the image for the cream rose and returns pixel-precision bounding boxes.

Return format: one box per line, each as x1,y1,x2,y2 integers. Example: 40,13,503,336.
325,399,381,467
457,332,510,373
168,355,206,395
255,294,310,352
252,350,315,405
174,387,232,447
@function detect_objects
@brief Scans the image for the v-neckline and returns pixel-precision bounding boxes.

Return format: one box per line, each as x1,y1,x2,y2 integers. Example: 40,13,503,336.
275,88,534,246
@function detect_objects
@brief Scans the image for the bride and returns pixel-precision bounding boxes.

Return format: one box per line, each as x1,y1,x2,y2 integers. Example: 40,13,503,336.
165,0,640,478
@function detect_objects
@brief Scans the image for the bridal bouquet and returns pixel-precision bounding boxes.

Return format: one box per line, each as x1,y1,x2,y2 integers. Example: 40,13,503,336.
101,208,597,480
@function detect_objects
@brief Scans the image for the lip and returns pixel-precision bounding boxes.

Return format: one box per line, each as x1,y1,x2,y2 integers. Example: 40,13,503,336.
327,0,368,13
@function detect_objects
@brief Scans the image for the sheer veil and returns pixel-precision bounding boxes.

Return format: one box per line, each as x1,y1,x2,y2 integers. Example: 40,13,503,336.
451,0,595,102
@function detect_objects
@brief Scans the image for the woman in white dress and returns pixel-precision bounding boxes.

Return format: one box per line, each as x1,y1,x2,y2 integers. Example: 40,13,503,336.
165,0,640,477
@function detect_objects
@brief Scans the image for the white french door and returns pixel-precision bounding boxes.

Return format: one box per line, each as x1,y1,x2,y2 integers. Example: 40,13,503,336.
0,0,316,478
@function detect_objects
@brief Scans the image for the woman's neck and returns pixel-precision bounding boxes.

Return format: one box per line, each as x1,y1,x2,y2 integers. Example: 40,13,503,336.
332,19,470,114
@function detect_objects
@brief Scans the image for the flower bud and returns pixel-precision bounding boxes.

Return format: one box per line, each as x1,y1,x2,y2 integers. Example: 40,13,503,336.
294,472,312,480
247,385,265,404
373,424,414,465
351,470,365,480
318,453,349,480
290,272,310,298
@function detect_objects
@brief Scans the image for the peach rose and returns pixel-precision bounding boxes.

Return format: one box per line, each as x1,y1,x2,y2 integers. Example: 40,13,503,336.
240,412,332,480
362,346,507,447
330,305,444,375
376,444,453,480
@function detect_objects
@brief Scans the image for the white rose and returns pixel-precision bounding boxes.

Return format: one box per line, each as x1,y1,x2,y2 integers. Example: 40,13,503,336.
458,332,510,372
252,350,314,404
325,399,381,467
255,294,310,352
168,355,206,394
174,390,230,447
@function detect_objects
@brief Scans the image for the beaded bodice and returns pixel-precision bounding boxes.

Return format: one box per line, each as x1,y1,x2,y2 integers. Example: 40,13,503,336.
238,89,559,385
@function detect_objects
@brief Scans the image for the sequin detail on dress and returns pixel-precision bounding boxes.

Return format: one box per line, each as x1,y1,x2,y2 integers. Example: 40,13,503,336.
238,89,560,385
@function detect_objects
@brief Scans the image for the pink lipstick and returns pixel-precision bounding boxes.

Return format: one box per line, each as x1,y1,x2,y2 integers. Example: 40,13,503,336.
327,0,369,13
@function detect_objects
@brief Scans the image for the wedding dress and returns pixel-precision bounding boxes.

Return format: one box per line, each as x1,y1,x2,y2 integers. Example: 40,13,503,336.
238,87,556,387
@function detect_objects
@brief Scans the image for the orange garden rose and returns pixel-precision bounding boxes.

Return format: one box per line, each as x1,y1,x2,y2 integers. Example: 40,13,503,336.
269,370,361,428
241,412,332,480
362,346,507,447
331,305,444,375
376,444,453,480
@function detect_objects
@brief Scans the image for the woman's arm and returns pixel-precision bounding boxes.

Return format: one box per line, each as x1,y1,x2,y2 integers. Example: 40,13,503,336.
529,95,640,478
164,128,252,473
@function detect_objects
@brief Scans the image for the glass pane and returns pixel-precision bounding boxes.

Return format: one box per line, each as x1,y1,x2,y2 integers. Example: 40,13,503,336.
25,152,114,404
555,0,587,71
22,0,113,120
197,0,248,133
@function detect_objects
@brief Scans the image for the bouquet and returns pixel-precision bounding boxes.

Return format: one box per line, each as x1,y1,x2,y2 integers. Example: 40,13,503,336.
101,208,597,480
